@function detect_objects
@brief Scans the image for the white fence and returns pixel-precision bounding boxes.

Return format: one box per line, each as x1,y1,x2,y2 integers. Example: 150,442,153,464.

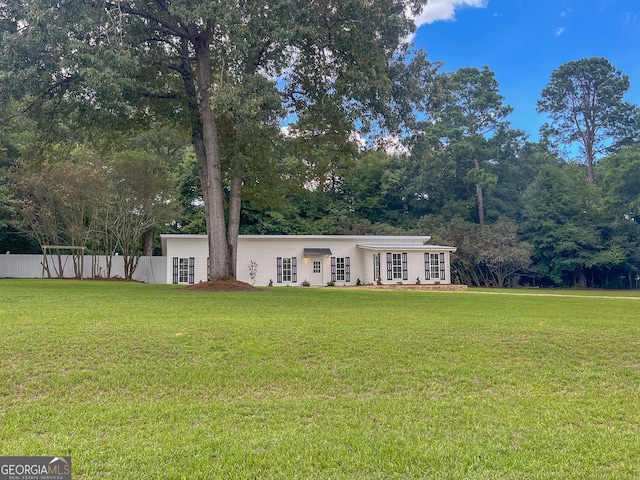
0,254,167,284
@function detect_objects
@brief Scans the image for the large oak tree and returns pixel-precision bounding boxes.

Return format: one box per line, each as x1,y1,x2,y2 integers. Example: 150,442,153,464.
1,0,430,279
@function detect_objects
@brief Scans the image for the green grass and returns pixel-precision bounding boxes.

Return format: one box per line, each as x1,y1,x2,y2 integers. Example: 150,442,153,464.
1,280,639,479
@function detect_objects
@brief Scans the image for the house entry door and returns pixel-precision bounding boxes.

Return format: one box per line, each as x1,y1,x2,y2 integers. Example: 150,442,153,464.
311,259,323,286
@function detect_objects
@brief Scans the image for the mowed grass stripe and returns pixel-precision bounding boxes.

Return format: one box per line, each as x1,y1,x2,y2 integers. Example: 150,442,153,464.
0,280,639,479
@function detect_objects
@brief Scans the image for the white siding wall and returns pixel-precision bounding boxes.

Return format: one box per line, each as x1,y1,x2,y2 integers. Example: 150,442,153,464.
237,237,370,287
163,236,209,284
363,248,451,285
160,235,454,287
377,250,453,285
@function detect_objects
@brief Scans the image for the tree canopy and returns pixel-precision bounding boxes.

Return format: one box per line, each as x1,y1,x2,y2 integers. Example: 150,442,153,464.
1,5,640,289
538,57,639,184
1,0,435,279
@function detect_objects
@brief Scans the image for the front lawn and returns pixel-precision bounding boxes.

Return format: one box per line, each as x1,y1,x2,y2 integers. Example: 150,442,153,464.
1,280,639,479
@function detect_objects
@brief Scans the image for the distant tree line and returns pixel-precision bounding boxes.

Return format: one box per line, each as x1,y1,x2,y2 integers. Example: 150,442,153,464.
0,0,638,287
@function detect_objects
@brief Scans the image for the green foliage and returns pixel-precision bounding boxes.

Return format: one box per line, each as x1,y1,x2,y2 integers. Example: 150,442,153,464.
412,66,513,224
107,149,180,276
599,144,640,222
521,162,615,286
597,145,640,285
173,149,206,234
6,141,180,273
1,0,434,279
463,166,497,191
9,150,108,248
538,57,640,183
442,66,513,136
424,216,531,287
342,151,393,223
2,0,639,291
487,132,557,223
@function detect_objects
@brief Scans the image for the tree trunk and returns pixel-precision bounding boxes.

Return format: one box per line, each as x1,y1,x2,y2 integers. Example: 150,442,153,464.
585,145,595,185
576,269,587,288
476,182,485,225
56,252,64,278
142,227,154,256
105,253,113,279
227,174,243,277
583,123,596,185
472,158,485,225
192,35,232,280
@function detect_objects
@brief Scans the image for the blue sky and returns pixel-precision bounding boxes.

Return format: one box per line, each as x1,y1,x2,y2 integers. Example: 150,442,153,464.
411,0,640,142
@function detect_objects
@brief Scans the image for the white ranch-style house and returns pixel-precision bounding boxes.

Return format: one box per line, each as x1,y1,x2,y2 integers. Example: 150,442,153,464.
161,234,457,287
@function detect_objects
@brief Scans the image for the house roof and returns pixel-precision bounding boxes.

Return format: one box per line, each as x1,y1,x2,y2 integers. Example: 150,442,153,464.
159,234,456,256
160,234,439,256
236,235,432,242
160,234,433,242
357,244,457,252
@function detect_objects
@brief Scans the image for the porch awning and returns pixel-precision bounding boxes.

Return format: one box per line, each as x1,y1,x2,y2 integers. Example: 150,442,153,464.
303,248,332,257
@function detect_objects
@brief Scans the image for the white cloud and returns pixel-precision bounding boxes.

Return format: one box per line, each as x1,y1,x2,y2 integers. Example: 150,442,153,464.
374,135,410,156
559,7,573,17
555,26,565,36
412,0,488,28
623,12,638,27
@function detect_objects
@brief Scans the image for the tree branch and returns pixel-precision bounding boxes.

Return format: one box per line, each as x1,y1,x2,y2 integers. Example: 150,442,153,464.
104,1,189,39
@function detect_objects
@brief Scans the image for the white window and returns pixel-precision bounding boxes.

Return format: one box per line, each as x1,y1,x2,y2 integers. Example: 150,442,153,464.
336,258,346,281
277,257,297,283
392,253,403,279
282,258,292,282
172,257,194,284
313,260,321,274
331,256,350,282
430,253,440,280
387,252,408,281
179,258,189,283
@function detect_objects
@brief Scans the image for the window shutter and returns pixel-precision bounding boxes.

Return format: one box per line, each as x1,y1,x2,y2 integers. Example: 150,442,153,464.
331,257,336,282
277,257,283,283
345,256,351,282
386,253,392,281
424,253,430,280
440,253,446,281
172,257,178,284
402,253,408,281
292,257,297,283
373,254,377,282
188,257,195,284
